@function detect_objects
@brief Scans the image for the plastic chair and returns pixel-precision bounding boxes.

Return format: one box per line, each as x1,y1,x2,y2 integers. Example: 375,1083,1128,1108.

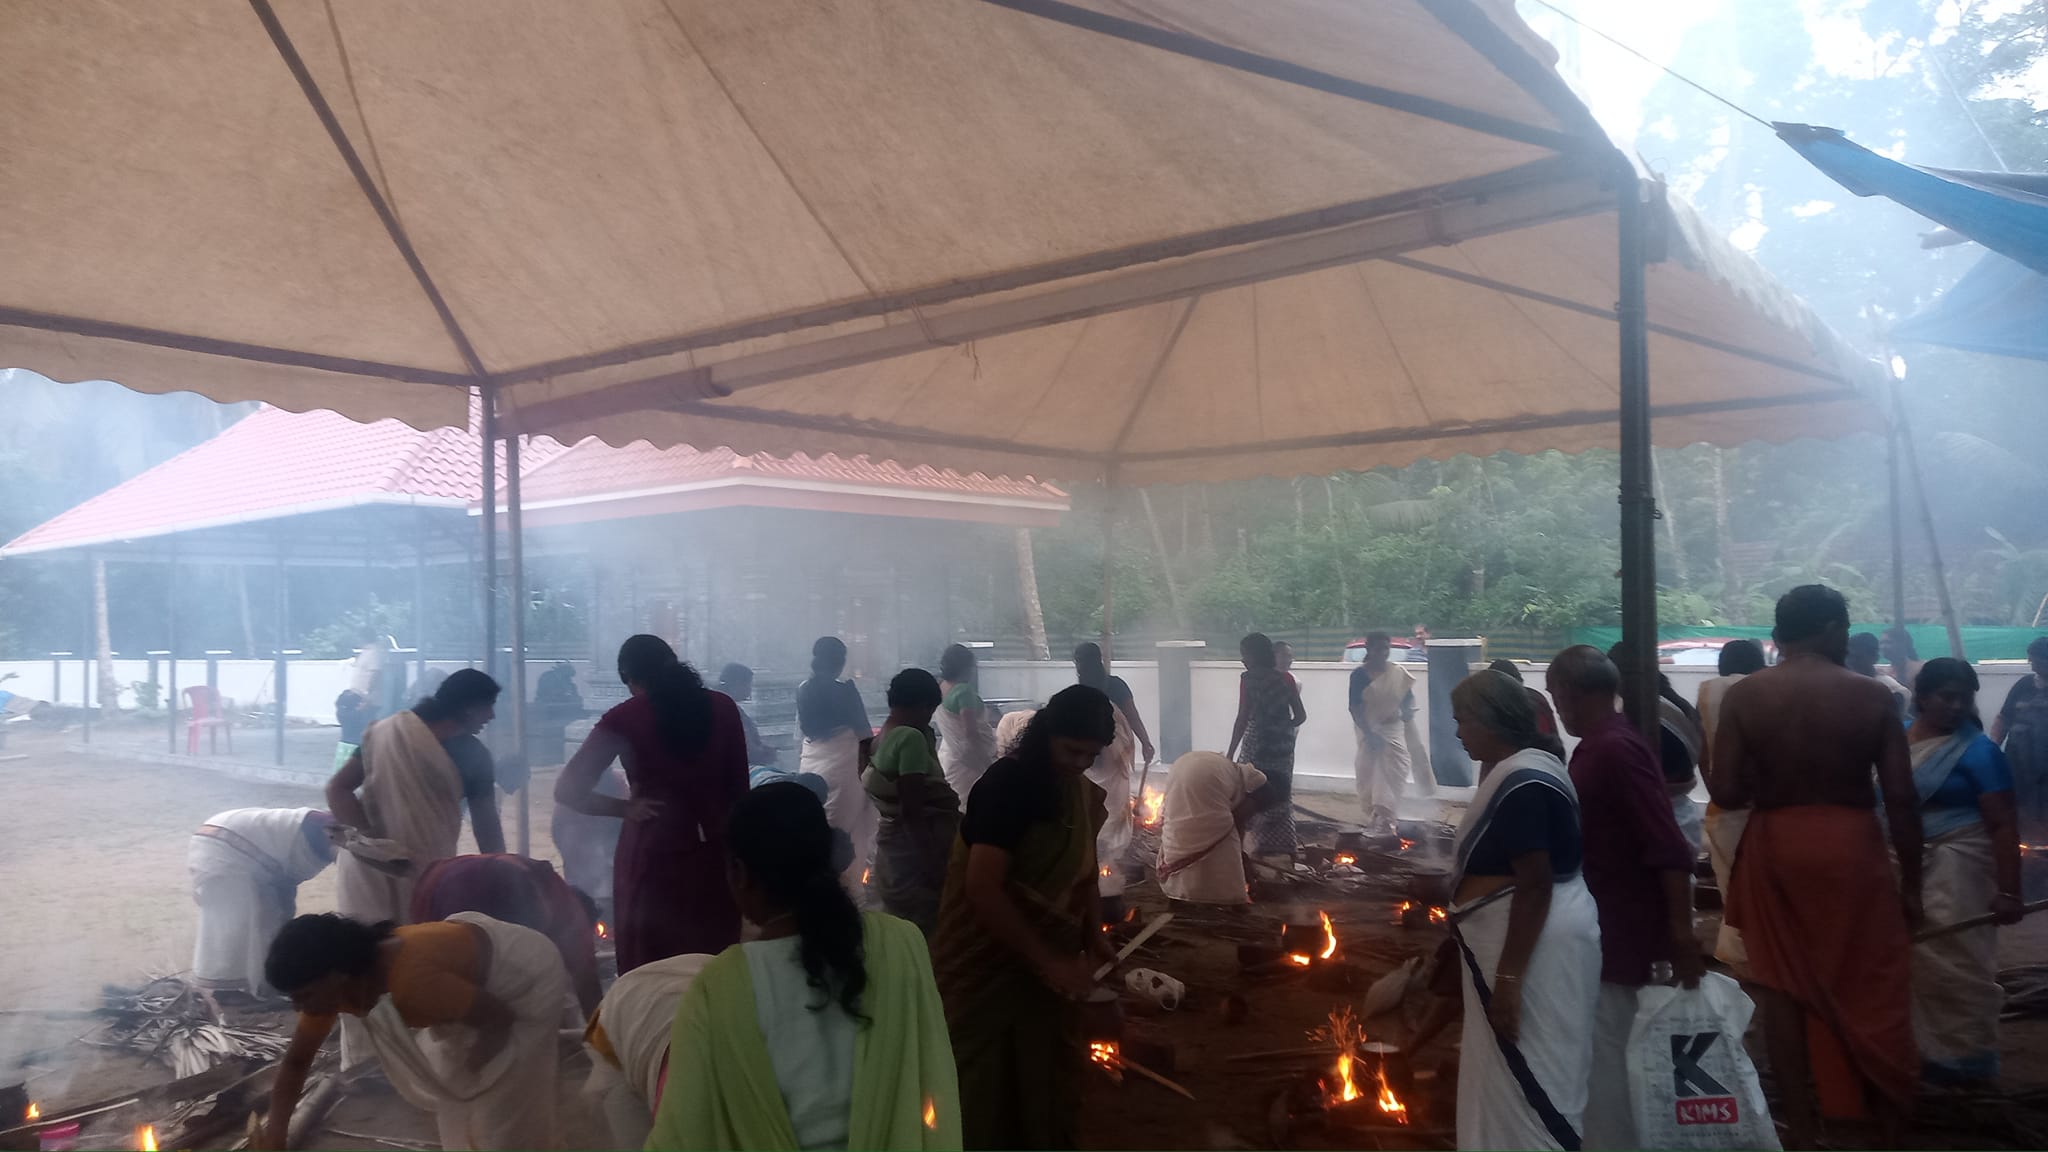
185,685,233,755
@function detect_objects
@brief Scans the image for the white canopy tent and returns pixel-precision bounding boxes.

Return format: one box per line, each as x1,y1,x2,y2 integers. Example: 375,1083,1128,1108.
2,1,1880,831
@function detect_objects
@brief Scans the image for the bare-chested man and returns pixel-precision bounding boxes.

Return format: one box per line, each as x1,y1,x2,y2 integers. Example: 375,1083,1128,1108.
1710,585,1922,1146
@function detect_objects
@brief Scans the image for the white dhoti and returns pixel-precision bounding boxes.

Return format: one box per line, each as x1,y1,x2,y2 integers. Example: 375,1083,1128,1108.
337,711,466,1065
1703,805,1749,972
1355,662,1416,824
934,698,998,803
188,807,329,996
802,729,875,894
583,953,711,1149
365,913,572,1151
1085,713,1137,899
1157,752,1264,905
1455,881,1602,1150
1912,822,2002,1079
1354,722,1408,822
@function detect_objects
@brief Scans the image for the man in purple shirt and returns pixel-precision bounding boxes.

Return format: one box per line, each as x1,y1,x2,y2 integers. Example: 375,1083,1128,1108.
1547,645,1704,1150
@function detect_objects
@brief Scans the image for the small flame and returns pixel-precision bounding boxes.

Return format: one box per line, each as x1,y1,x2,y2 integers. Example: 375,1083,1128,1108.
24,1103,39,1122
137,1124,158,1152
1287,953,1313,966
1334,1051,1363,1102
1375,1062,1409,1124
1100,864,1112,878
1394,899,1414,924
1428,906,1447,924
594,920,609,940
922,1096,937,1129
1333,852,1357,867
1139,787,1164,828
1398,837,1418,852
1318,910,1339,961
1320,1007,1366,1106
861,867,871,885
1088,1040,1123,1082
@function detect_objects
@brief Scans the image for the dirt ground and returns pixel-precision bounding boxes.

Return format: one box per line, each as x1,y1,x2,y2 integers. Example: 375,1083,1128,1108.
7,721,2048,1149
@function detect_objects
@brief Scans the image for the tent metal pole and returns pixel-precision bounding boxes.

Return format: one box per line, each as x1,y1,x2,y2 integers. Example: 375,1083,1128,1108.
481,386,498,681
166,549,179,754
274,549,288,766
1615,171,1660,744
1893,378,1967,658
1100,482,1116,669
505,423,532,857
1886,384,1909,632
80,556,92,744
415,509,429,690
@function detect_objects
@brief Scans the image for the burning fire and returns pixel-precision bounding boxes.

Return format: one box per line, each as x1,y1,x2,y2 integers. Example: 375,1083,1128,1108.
594,920,609,940
1088,1040,1123,1082
137,1124,158,1151
1333,852,1357,867
861,867,872,886
1428,906,1447,924
1139,787,1164,828
1318,910,1339,960
1318,1008,1408,1123
922,1096,937,1129
1287,953,1313,966
1375,1063,1409,1124
1100,865,1113,878
1334,1050,1363,1103
24,1102,39,1122
1398,837,1418,852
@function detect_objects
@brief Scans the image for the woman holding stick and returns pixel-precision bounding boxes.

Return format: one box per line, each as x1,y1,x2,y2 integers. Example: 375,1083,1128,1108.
1440,670,1601,1151
930,686,1119,1150
1906,657,2024,1083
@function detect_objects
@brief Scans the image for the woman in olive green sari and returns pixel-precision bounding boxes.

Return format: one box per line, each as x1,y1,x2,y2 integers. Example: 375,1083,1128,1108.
929,686,1119,1151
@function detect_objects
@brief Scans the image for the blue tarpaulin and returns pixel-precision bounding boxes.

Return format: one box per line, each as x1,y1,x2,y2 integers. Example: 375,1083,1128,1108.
1892,252,2048,361
1776,123,2048,275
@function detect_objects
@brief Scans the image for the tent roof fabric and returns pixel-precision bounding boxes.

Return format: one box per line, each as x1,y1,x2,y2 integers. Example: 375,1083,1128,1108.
517,438,1066,508
1777,123,2048,278
2,1,1877,484
1893,252,2048,362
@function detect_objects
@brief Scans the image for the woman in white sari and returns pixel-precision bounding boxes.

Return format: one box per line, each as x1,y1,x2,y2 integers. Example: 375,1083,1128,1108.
262,911,572,1150
935,644,999,801
1905,658,2024,1083
1156,751,1265,904
1086,707,1139,910
582,953,712,1147
1353,633,1418,829
1442,670,1601,1151
797,637,877,892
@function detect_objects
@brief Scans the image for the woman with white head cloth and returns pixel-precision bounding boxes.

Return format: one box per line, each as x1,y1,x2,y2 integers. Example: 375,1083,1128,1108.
1442,670,1601,1151
1156,752,1266,904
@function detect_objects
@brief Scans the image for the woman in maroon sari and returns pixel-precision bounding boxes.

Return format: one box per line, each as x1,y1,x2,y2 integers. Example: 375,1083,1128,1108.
556,635,749,973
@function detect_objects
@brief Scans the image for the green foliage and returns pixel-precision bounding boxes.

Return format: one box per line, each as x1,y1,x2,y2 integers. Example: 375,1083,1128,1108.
301,596,416,659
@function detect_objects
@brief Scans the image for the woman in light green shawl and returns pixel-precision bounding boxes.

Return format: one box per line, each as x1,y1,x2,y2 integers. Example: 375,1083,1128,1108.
646,781,960,1151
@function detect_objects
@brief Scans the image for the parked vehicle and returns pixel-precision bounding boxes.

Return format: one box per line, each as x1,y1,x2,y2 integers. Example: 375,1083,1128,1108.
1656,637,1777,666
1341,637,1424,663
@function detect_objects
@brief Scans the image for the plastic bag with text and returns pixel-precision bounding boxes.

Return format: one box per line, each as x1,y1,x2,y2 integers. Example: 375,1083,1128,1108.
1626,973,1779,1150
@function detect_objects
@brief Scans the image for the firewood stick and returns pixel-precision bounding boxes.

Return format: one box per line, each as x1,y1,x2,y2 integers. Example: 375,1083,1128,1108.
1914,897,2048,942
1225,1046,1338,1063
1118,1054,1196,1101
1095,913,1173,981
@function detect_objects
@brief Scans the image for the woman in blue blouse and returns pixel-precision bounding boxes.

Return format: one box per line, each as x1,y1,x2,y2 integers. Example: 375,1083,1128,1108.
1906,658,2024,1083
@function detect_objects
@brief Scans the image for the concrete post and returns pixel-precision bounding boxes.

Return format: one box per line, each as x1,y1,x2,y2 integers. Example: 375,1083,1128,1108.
1155,640,1204,765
